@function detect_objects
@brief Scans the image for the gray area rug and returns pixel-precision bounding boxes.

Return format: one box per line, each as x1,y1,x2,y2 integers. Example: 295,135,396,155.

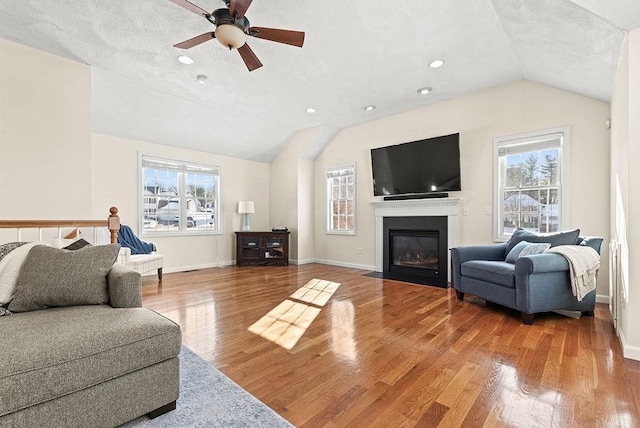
124,347,292,428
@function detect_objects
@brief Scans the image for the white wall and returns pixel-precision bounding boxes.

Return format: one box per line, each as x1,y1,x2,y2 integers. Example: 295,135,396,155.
269,128,321,264
297,159,314,263
628,29,640,358
92,133,270,271
313,80,611,293
269,140,299,261
611,29,640,360
0,38,92,219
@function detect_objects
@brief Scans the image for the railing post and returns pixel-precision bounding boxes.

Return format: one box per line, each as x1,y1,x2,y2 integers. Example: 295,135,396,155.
108,207,120,244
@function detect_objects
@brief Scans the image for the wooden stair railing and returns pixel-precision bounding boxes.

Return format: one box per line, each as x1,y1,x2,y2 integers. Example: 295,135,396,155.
0,207,120,243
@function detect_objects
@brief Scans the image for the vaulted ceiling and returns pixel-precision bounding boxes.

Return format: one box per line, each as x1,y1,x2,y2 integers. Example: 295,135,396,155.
1,0,639,162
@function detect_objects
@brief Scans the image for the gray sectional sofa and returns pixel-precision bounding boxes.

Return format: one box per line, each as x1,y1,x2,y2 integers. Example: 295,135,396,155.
0,257,181,426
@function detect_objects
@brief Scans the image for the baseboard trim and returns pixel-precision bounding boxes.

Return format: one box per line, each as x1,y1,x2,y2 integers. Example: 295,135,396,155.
595,294,609,304
619,329,640,361
290,258,314,265
312,258,375,271
144,261,234,275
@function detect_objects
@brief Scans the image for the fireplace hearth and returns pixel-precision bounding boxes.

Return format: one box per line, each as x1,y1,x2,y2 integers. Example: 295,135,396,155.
383,216,448,287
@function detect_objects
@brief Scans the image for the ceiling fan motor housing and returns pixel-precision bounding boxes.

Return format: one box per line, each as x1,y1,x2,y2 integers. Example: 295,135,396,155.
211,8,250,33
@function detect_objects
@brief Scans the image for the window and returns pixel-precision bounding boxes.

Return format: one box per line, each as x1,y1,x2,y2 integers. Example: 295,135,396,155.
140,155,220,235
494,127,569,240
326,165,356,234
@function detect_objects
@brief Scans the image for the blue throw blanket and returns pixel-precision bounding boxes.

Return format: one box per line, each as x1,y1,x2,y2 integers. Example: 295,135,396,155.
117,225,156,255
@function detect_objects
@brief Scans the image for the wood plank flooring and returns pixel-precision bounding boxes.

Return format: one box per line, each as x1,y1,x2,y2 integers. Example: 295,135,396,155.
141,264,640,427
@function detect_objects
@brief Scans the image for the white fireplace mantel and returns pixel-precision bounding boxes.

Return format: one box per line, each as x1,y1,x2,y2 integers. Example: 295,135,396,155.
371,197,461,279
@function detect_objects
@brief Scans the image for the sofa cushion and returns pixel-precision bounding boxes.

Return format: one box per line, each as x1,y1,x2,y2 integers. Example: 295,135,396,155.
461,260,516,288
0,305,181,417
505,227,580,254
8,244,120,313
505,241,551,263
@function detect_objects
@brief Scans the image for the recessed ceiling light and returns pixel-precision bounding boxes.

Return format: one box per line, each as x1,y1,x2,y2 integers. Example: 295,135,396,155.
306,107,316,113
429,59,444,68
197,74,208,84
364,105,376,111
417,87,432,95
177,55,194,65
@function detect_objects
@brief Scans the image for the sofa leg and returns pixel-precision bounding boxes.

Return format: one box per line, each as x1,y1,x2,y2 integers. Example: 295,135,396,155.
521,312,535,325
581,310,595,317
455,290,464,301
147,401,176,419
157,268,163,281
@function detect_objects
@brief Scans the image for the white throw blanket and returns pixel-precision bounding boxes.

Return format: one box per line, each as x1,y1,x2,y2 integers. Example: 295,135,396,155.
0,242,42,305
546,245,600,301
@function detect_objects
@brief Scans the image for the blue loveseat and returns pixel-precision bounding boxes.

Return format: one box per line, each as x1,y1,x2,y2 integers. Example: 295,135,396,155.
451,228,603,324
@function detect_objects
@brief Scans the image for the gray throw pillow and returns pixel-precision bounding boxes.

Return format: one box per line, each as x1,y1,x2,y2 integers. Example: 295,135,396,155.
62,238,92,251
505,240,530,263
505,227,580,254
8,244,120,313
505,241,551,263
518,242,551,258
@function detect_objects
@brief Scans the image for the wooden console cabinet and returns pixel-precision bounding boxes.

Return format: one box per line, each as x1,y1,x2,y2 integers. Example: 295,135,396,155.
235,231,290,267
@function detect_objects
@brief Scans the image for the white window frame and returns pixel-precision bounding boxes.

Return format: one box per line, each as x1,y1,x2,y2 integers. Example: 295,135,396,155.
139,154,222,237
493,126,570,241
326,164,356,235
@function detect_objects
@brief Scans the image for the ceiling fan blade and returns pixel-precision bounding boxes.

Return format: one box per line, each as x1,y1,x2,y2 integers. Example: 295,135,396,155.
229,0,253,18
249,27,305,47
169,0,210,17
237,43,263,71
173,32,216,49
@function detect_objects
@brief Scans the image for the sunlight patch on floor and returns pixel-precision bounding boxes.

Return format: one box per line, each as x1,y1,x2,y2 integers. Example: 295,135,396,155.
289,278,340,306
248,278,340,350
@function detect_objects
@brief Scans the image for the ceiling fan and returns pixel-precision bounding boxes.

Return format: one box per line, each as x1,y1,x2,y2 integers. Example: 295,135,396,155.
169,0,305,71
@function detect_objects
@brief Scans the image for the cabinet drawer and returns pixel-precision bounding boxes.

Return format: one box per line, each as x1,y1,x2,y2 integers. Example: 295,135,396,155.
265,237,285,248
241,236,262,248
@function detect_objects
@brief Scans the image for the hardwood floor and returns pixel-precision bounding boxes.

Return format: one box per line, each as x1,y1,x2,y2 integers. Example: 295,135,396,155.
142,264,640,427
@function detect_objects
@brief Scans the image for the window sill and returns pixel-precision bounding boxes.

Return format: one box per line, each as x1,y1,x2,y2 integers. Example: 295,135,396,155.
326,230,356,236
141,230,223,238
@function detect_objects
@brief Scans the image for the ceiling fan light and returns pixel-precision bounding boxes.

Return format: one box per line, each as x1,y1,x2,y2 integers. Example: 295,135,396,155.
215,24,246,49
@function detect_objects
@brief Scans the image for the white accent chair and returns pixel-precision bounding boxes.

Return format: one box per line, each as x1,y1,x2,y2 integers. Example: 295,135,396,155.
96,228,163,281
117,247,163,281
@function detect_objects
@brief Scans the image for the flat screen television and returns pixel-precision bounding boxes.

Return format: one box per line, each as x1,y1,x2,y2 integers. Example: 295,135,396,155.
371,133,461,197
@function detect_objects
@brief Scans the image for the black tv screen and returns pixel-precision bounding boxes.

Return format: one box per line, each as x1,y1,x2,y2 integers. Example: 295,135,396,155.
371,133,461,196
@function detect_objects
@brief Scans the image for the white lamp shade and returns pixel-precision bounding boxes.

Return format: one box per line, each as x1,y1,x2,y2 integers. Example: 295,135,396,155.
238,201,255,214
215,24,246,49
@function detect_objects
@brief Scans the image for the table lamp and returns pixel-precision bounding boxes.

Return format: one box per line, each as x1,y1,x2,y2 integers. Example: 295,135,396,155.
238,201,255,231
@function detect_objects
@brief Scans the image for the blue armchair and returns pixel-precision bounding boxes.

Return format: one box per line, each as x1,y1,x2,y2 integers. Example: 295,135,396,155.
451,231,603,325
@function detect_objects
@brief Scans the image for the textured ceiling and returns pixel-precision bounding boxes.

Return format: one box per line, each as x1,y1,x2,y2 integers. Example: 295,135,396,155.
1,0,638,162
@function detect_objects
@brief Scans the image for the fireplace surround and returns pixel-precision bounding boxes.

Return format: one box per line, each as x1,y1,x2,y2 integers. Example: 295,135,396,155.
372,198,461,287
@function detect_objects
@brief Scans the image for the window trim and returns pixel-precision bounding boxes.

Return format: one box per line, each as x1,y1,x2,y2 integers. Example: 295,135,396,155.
325,163,357,236
493,126,571,241
138,153,222,237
